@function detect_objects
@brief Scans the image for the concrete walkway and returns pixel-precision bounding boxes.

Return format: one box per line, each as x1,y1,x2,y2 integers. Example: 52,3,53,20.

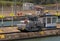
0,27,20,33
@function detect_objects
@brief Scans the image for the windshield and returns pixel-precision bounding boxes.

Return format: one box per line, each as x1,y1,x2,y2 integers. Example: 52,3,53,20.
52,17,57,23
28,16,38,21
47,17,57,24
47,17,51,24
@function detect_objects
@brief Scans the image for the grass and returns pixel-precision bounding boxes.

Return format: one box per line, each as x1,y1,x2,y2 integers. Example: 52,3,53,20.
0,1,22,5
0,1,60,7
41,4,56,6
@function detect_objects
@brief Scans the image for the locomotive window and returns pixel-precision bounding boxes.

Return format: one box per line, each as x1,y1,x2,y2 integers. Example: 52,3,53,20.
58,16,60,23
47,18,51,23
52,17,56,23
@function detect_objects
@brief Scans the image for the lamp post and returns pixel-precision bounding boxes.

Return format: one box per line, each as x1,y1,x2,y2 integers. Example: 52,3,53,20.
14,0,17,15
10,0,16,26
56,0,58,14
11,5,14,26
56,0,58,23
1,3,4,27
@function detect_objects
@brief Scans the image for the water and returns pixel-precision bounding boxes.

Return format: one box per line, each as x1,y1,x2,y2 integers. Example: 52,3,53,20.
16,36,60,41
0,18,59,27
0,21,20,26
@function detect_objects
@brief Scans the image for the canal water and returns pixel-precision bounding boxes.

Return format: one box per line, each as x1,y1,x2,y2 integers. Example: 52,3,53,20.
16,36,60,41
0,21,20,26
0,18,60,26
0,17,60,26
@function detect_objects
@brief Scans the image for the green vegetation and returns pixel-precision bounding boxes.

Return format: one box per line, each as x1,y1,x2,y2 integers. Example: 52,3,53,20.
0,0,22,6
0,0,60,6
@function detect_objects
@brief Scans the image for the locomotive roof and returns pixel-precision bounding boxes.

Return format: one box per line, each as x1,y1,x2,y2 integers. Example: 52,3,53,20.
40,14,57,17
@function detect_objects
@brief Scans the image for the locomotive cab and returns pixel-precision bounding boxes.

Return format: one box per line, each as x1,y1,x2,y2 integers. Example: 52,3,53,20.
42,14,57,29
